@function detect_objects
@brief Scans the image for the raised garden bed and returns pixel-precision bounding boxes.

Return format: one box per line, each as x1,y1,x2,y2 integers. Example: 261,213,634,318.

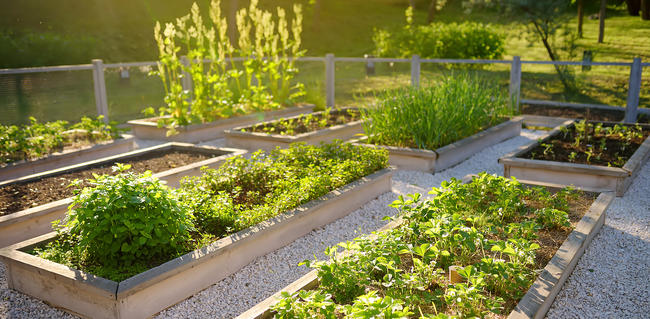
522,104,650,124
0,143,244,248
224,108,363,151
236,174,614,319
128,105,315,143
499,120,650,196
0,143,393,319
351,117,522,172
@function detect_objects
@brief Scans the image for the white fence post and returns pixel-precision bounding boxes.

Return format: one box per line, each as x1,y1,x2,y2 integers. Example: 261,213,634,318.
509,56,522,113
624,57,642,123
91,59,109,123
326,53,335,107
411,55,421,88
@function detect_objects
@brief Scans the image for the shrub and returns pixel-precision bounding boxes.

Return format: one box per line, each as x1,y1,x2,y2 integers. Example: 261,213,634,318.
373,7,504,60
179,141,388,237
51,164,192,270
0,29,96,68
360,73,511,150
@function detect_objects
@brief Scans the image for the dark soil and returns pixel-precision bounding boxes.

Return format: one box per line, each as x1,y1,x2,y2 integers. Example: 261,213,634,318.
0,151,214,216
521,123,649,167
244,108,360,135
522,104,650,123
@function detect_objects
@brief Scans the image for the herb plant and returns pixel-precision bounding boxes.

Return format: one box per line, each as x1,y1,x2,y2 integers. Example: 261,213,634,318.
0,115,121,165
272,173,591,318
526,121,648,167
35,164,193,280
361,73,512,150
146,0,306,134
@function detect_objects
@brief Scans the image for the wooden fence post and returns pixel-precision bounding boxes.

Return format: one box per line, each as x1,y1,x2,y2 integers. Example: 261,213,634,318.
624,57,642,123
326,53,335,107
411,54,420,88
509,56,522,113
91,59,109,123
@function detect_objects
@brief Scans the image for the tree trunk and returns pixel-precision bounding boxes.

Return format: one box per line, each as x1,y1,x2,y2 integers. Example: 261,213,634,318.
427,0,437,23
577,0,584,37
598,0,606,43
642,0,650,20
533,22,574,91
626,0,641,16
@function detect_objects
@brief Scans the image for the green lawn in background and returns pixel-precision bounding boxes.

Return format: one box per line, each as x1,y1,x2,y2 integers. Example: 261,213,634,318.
0,0,647,124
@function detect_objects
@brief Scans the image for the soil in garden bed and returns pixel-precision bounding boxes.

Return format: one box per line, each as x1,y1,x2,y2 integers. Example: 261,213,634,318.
243,108,360,135
522,104,650,123
0,150,217,216
521,123,649,167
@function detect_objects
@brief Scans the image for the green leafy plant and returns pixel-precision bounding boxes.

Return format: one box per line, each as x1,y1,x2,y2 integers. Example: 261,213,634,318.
179,141,388,238
0,116,121,165
525,121,647,167
146,0,306,134
35,164,193,280
273,173,589,318
245,108,359,136
361,73,511,150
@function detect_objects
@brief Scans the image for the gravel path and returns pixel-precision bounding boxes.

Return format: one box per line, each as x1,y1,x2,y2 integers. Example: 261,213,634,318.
1,129,647,319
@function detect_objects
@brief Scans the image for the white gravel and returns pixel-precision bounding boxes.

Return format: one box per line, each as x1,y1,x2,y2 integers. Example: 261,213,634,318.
1,128,647,319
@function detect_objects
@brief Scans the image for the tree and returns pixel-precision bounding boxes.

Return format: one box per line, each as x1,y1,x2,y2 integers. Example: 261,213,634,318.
598,0,606,43
577,0,584,37
465,0,576,90
642,0,650,20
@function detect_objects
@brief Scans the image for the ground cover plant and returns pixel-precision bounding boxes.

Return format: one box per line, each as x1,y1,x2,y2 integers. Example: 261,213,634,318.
241,108,360,136
0,115,121,165
145,0,306,134
524,121,649,167
271,173,595,318
32,141,388,281
360,73,512,150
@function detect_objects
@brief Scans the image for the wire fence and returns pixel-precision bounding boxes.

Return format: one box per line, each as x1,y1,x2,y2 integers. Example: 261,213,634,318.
0,55,647,125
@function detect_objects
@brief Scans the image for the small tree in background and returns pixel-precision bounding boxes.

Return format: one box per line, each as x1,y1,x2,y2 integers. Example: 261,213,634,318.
465,0,578,91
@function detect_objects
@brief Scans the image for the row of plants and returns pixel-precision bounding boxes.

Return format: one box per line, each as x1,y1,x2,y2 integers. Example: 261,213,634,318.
373,7,504,60
145,0,307,134
361,73,512,150
526,121,648,167
0,115,121,165
271,173,592,318
242,108,360,136
32,142,388,281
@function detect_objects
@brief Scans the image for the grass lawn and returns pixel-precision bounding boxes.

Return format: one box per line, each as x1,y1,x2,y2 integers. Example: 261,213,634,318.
0,0,647,124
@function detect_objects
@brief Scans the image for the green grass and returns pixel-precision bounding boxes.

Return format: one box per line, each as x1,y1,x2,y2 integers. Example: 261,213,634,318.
0,1,648,125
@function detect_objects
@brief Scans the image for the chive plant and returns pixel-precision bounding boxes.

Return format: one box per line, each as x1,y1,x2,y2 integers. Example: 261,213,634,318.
361,73,512,150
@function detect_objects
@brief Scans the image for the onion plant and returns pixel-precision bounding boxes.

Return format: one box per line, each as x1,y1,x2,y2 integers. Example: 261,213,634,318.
361,73,512,150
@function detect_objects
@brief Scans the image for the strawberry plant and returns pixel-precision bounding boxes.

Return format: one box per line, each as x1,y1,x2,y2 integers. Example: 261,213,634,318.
272,173,592,318
179,141,388,238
